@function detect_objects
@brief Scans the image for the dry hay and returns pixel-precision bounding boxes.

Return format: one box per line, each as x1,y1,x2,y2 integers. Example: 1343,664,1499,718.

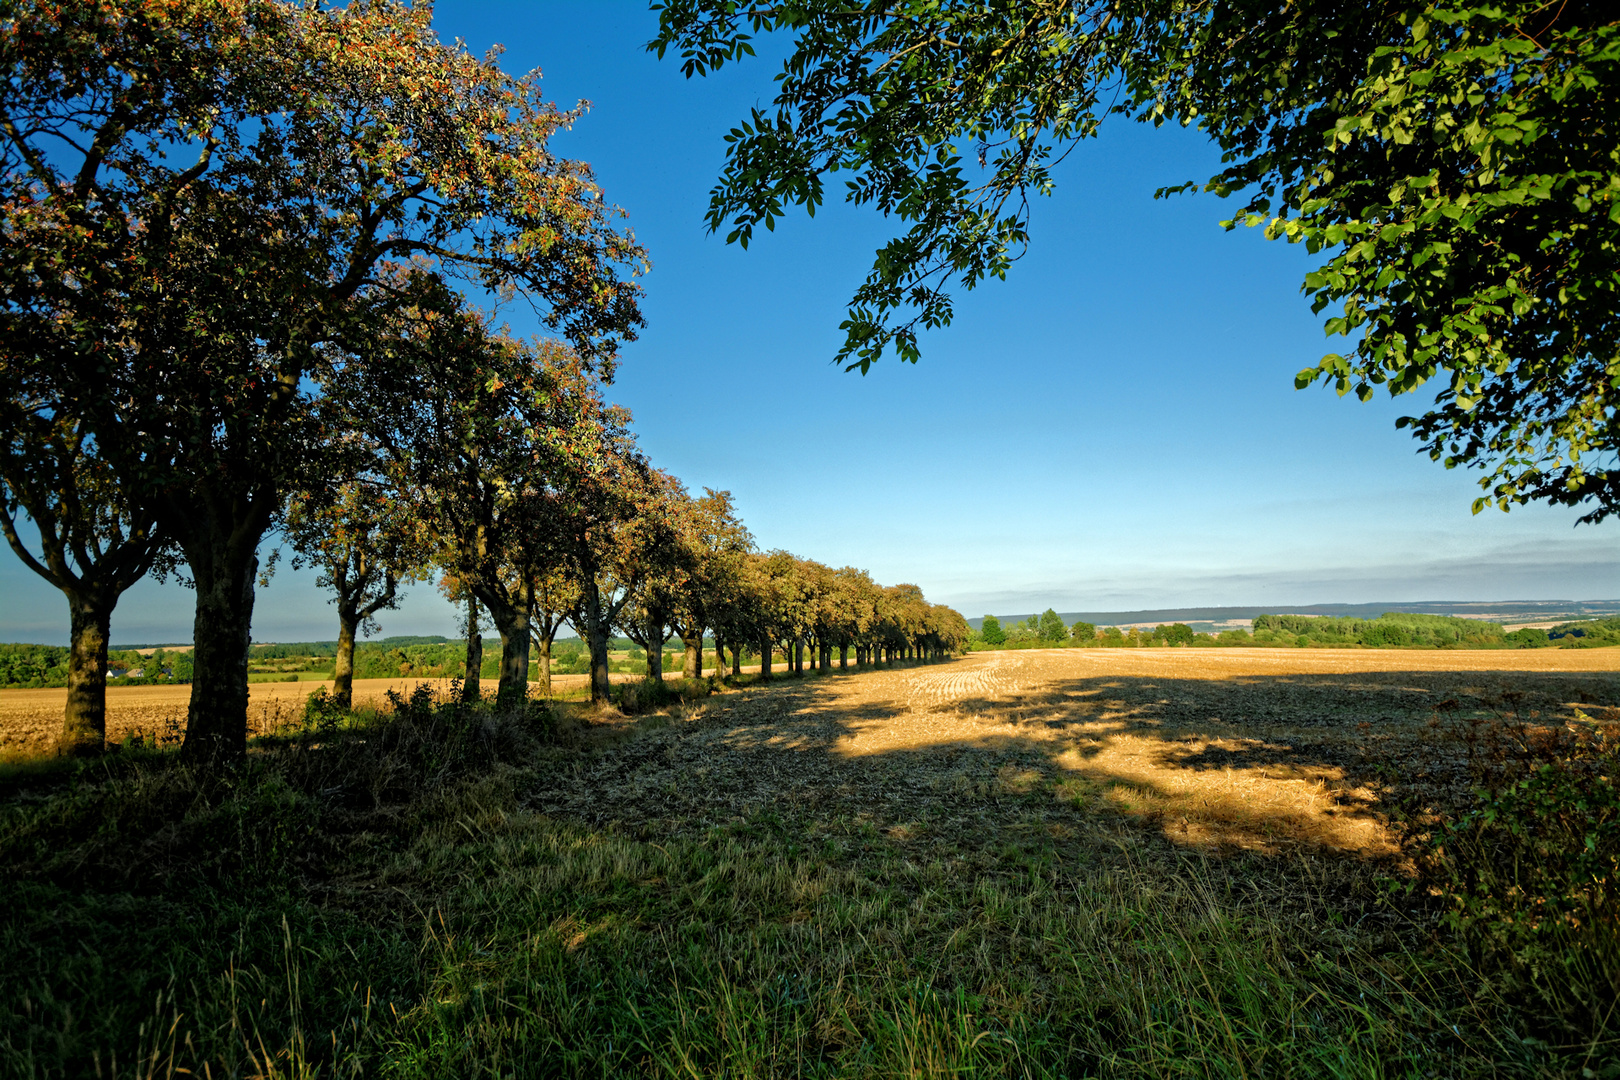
528,646,1620,860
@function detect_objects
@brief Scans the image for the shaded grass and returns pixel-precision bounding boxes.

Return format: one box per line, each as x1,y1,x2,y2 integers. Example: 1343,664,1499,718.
0,682,1595,1078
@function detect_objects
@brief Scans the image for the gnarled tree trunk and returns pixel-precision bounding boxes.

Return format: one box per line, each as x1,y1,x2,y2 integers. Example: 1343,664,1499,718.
759,637,772,678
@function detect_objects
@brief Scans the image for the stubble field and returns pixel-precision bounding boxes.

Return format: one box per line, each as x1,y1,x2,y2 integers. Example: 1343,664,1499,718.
538,645,1620,860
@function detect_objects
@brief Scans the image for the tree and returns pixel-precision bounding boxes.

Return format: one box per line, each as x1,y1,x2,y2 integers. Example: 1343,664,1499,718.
981,615,1006,646
283,459,428,710
0,404,173,754
651,1,1619,520
2,0,644,761
556,449,672,704
664,488,753,679
828,566,879,668
354,288,631,712
1037,608,1067,644
1070,620,1097,644
528,567,579,699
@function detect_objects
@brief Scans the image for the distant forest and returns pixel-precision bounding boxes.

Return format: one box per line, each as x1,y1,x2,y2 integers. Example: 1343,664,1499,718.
971,611,1620,652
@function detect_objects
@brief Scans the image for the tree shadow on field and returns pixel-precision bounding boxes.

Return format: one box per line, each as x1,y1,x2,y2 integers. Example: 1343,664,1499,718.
524,654,1620,871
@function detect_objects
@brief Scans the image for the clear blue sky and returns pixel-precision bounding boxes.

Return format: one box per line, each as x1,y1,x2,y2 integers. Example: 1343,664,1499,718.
3,1,1614,645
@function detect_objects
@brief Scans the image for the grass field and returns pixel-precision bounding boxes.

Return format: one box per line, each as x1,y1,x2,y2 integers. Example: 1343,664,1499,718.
3,647,1618,1077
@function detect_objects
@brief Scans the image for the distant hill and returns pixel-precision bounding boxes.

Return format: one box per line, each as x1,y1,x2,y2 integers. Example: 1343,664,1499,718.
969,600,1620,633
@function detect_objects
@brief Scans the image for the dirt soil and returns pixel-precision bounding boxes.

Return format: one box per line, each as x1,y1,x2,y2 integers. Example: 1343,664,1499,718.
531,647,1620,859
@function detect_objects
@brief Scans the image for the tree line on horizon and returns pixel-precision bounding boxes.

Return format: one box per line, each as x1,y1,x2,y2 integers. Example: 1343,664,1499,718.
973,610,1620,650
0,1,966,760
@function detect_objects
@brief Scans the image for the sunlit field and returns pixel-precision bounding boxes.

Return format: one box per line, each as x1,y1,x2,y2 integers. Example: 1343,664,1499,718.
3,647,1618,1077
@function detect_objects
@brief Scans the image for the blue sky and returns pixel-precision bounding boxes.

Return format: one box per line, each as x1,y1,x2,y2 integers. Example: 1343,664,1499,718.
3,0,1615,645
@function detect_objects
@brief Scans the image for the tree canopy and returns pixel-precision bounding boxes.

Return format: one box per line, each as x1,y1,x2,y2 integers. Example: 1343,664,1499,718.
651,0,1619,521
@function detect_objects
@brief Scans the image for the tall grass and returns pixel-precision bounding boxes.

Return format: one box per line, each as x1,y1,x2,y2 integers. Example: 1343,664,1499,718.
0,686,1597,1077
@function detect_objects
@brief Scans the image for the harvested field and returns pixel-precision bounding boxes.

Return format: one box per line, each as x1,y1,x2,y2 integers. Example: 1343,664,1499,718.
0,672,639,756
533,646,1620,858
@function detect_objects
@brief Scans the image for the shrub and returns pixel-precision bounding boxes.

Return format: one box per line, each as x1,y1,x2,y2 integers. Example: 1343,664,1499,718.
1403,715,1620,1046
1505,627,1550,648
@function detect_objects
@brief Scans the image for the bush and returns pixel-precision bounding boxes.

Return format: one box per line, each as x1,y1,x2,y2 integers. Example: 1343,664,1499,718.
1505,627,1550,648
1403,715,1620,1046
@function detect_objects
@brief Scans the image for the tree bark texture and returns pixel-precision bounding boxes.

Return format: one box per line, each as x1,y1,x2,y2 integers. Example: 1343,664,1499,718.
587,621,612,702
534,633,552,698
61,601,112,756
463,594,483,702
488,600,533,711
730,644,741,677
181,546,258,764
644,609,664,682
682,631,702,679
332,607,358,710
759,638,772,678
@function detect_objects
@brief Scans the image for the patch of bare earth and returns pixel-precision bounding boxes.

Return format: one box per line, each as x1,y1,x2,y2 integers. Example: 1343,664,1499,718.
529,647,1620,863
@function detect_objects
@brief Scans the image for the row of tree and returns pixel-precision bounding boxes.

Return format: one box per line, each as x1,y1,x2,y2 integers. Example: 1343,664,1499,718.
0,1,965,762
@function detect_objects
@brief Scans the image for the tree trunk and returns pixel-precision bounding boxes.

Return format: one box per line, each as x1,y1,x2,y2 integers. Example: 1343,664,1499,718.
682,631,702,679
534,633,552,698
462,594,483,703
820,640,832,671
332,606,358,710
644,609,664,682
587,620,612,703
794,638,804,675
759,638,772,678
60,599,111,756
730,643,741,677
487,600,532,711
180,547,258,764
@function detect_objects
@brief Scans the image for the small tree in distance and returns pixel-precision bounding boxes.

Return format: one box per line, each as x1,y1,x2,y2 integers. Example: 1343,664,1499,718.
1070,621,1096,644
1038,609,1067,644
980,616,1005,646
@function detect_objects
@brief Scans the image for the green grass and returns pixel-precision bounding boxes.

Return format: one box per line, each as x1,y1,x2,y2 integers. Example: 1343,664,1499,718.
0,686,1600,1077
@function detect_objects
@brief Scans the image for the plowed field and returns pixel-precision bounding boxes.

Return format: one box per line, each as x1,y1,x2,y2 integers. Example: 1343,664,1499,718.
531,646,1620,858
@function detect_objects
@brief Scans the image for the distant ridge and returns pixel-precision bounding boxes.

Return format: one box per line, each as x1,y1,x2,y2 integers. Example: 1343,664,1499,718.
968,600,1620,631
